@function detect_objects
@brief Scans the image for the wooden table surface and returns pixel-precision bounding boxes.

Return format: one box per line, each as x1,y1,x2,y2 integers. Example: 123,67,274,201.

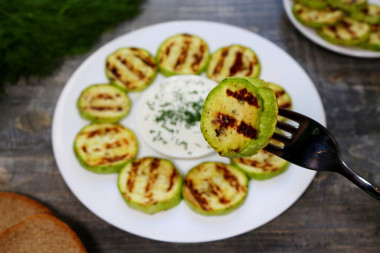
0,0,379,252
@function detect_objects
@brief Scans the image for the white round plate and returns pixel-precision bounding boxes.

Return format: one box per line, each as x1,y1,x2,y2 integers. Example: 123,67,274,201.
52,20,326,243
283,0,380,58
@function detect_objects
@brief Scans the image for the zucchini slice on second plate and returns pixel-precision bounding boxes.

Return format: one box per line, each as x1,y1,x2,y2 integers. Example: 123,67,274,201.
182,162,248,216
74,123,138,173
118,157,182,214
201,77,278,158
77,84,131,123
327,0,368,12
318,17,371,46
359,25,380,51
292,3,344,28
156,33,210,76
231,140,289,180
206,45,260,83
350,4,380,25
105,47,157,92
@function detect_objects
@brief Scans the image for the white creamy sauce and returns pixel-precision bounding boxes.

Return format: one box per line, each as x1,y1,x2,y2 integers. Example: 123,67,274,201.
137,75,216,159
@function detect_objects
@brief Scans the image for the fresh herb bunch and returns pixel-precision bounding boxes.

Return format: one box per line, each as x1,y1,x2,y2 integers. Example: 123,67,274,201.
0,0,145,89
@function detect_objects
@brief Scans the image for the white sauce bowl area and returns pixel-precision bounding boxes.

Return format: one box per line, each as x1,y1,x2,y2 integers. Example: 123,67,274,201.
137,76,216,159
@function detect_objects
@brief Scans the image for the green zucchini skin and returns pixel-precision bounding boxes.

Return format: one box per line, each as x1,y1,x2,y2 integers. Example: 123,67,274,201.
118,157,182,214
231,147,289,180
327,0,367,12
266,82,292,122
77,84,131,123
73,123,138,174
294,0,328,9
350,4,380,24
105,47,157,92
201,77,277,158
292,3,344,28
359,25,380,51
317,18,371,46
206,44,260,83
156,33,210,76
182,162,248,216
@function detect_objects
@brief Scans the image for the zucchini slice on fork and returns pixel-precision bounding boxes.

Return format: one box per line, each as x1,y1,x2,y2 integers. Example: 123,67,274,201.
156,33,210,76
200,77,278,158
118,157,182,214
106,47,157,92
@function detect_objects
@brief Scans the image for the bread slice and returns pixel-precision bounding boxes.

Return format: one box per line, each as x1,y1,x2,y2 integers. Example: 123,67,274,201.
0,214,87,253
0,192,53,233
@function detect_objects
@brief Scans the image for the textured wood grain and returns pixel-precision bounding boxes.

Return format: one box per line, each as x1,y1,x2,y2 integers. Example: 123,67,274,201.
0,0,379,252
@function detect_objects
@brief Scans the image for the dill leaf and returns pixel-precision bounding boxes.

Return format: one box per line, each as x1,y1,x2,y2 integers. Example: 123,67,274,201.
0,0,145,88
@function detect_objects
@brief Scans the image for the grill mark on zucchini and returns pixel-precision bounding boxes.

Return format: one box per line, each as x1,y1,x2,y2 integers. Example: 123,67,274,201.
167,168,178,192
145,158,160,194
237,121,257,139
126,160,142,193
215,163,242,192
191,43,206,72
213,48,229,75
184,178,211,211
174,39,191,70
237,152,280,172
226,88,260,107
229,51,244,76
212,113,237,134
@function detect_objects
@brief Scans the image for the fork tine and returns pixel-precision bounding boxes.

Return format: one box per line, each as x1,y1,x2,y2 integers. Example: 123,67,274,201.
276,121,298,135
272,131,291,144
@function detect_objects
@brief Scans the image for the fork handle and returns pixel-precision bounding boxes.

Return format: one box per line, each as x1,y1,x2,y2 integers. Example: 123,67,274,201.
337,161,380,201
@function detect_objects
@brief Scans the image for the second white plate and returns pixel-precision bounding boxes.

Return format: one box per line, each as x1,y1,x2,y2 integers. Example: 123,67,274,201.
283,0,380,58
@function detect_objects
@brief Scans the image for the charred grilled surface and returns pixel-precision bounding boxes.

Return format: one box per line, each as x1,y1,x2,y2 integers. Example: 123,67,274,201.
74,123,138,172
118,157,182,214
182,162,248,215
157,34,209,75
106,47,157,91
207,45,260,83
77,84,131,123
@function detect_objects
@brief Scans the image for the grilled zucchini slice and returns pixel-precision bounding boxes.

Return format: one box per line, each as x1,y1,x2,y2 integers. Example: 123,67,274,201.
359,25,380,51
206,45,260,83
327,0,367,12
267,82,292,122
118,157,182,214
350,4,380,24
156,33,210,76
294,0,328,9
293,3,344,28
105,47,157,92
231,140,289,180
200,77,278,158
74,123,138,173
182,162,248,216
317,17,371,46
77,84,131,123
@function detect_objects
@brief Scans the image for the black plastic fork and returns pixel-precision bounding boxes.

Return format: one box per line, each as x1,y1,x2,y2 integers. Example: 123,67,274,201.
264,108,380,201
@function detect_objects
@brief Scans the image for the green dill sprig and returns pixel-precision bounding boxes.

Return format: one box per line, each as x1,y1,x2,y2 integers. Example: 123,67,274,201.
0,0,145,89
